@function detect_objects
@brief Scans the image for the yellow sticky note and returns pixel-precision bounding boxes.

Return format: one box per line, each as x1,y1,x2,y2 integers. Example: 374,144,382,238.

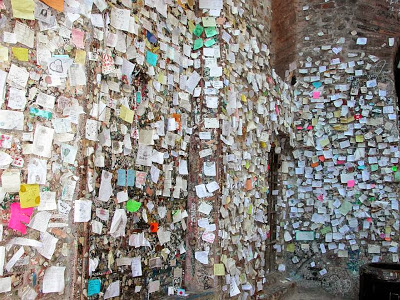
119,105,134,123
0,46,9,62
320,138,330,147
75,50,86,65
214,264,225,276
11,0,35,20
19,184,40,208
12,47,28,61
356,135,364,143
188,21,195,34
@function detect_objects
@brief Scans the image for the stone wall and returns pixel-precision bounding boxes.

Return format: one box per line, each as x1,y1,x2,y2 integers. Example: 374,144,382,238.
276,0,400,298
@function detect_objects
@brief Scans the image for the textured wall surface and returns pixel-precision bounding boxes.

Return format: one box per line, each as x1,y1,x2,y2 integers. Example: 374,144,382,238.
276,0,400,298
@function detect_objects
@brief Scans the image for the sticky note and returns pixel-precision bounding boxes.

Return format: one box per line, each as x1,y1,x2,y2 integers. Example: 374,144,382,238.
205,27,217,38
202,17,216,27
313,91,321,99
347,180,355,188
213,264,225,276
11,0,35,20
204,38,216,47
117,169,126,186
312,81,322,88
19,184,40,208
146,51,158,66
0,46,8,62
119,105,134,123
8,202,33,234
126,200,141,212
150,222,158,233
193,38,203,50
72,29,84,49
75,50,86,65
88,279,101,297
127,169,135,187
12,47,28,61
286,243,295,252
40,0,64,11
193,24,204,37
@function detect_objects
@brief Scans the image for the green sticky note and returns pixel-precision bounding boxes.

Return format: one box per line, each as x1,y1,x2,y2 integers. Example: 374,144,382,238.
29,107,52,120
339,201,352,216
205,27,217,38
395,171,400,182
321,226,332,235
371,164,379,172
204,38,217,47
193,38,203,50
286,243,295,252
193,24,204,37
126,200,141,212
392,166,397,172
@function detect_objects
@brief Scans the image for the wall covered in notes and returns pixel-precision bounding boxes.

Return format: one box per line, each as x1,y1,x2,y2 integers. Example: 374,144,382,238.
0,0,299,299
276,0,400,298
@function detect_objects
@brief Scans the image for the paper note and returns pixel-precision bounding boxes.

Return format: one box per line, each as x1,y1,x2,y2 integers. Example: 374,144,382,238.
88,279,101,297
120,105,134,123
2,169,21,192
43,266,65,293
8,87,27,110
0,277,11,293
72,29,84,49
98,170,113,201
28,211,51,232
148,280,160,293
104,281,120,299
74,200,92,222
126,200,141,212
131,256,142,277
41,0,63,11
0,110,24,130
109,209,127,238
11,0,34,19
0,246,4,276
12,47,28,61
117,169,126,186
32,125,54,158
19,184,40,208
37,232,58,260
5,246,24,272
146,51,158,66
8,202,33,234
199,0,222,9
8,63,29,88
195,250,209,264
214,263,225,276
27,158,47,185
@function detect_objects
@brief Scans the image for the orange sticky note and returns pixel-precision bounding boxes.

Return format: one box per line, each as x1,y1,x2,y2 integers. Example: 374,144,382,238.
40,0,63,12
150,222,158,233
19,184,40,208
245,179,252,191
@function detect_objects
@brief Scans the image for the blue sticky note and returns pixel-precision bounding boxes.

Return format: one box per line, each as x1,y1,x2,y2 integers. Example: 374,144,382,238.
88,279,101,296
117,169,126,186
146,31,157,44
146,51,158,66
312,81,322,88
136,91,141,104
127,169,135,187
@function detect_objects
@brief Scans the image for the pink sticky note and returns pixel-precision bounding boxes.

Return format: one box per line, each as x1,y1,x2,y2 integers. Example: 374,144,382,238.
72,29,85,49
347,180,355,188
8,202,34,234
313,91,321,99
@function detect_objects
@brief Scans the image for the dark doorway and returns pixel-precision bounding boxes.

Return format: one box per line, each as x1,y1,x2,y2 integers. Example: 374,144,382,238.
266,146,280,272
394,47,400,108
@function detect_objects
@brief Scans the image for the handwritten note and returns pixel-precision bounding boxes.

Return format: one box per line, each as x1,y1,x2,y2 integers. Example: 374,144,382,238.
19,184,40,208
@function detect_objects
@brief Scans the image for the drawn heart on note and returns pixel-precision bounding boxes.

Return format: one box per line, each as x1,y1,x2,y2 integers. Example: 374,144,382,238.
49,59,63,73
332,47,342,54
